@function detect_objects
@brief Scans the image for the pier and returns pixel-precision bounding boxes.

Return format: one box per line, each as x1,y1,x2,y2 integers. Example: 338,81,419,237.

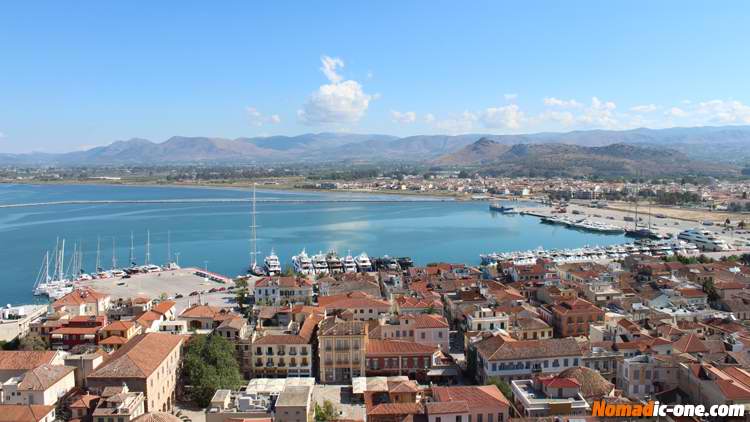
0,197,454,209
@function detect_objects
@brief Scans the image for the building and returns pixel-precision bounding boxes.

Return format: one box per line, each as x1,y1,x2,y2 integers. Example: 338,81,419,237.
375,314,450,352
511,376,589,417
49,315,107,350
429,386,510,422
51,288,111,317
542,298,604,338
98,319,140,351
275,385,312,422
252,314,320,378
474,335,584,383
464,307,509,333
64,351,105,387
91,384,146,422
318,317,368,383
365,340,438,380
0,404,56,422
254,276,314,305
0,364,75,406
0,305,47,343
0,351,65,382
319,293,390,321
178,304,238,331
617,355,677,399
86,333,183,413
509,317,553,341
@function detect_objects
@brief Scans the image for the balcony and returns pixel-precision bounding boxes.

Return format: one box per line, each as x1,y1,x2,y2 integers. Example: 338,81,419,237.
289,350,297,356
278,351,286,356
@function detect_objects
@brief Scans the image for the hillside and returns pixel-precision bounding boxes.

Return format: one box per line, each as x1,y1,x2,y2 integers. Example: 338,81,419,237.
0,125,749,170
434,139,737,178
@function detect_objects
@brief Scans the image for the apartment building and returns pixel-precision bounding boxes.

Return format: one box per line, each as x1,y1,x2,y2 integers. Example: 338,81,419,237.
318,317,368,383
86,333,183,413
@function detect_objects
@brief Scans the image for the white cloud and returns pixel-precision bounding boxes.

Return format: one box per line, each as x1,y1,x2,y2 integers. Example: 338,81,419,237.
543,97,582,108
0,131,4,139
630,104,658,113
246,107,281,126
578,97,618,128
391,110,417,124
504,93,518,101
298,56,375,125
694,100,750,123
423,113,436,123
667,107,688,118
535,110,576,127
480,105,524,129
432,111,478,134
320,55,344,83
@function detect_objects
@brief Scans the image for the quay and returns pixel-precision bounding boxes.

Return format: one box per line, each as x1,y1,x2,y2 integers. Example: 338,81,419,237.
0,197,454,209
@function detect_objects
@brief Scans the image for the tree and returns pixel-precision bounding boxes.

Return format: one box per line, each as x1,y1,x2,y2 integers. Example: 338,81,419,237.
486,377,513,401
282,265,295,277
182,334,244,407
235,278,248,312
19,333,47,351
703,279,720,303
314,400,339,422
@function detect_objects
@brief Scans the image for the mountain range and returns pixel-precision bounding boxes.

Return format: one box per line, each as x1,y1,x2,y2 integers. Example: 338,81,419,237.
1,126,749,176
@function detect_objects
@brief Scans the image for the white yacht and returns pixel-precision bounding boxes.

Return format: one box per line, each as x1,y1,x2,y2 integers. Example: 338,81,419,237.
292,249,315,276
326,250,343,273
312,252,329,275
678,229,732,252
342,252,357,273
264,249,282,276
354,252,372,272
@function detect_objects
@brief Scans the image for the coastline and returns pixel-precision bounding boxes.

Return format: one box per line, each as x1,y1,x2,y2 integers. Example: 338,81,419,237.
0,179,469,201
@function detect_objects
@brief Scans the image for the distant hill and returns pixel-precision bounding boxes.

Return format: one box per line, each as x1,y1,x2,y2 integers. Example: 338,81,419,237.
1,126,749,173
434,139,737,177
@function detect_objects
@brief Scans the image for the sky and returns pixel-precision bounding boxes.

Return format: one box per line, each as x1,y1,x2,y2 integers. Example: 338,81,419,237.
1,1,750,153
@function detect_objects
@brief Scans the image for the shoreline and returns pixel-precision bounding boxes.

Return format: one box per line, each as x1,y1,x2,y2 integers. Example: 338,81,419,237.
0,179,469,201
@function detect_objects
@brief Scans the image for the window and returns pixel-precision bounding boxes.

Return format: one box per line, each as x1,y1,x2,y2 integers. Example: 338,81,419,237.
488,414,493,422
456,416,462,422
421,332,426,340
478,414,483,422
438,331,443,338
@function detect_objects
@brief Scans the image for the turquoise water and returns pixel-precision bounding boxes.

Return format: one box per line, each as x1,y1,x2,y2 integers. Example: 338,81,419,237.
0,184,627,304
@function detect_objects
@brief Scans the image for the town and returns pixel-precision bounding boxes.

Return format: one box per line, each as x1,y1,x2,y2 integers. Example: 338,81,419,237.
2,244,750,422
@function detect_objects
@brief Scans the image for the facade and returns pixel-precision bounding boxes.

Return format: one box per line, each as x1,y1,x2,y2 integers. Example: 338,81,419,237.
511,377,589,417
376,314,450,352
617,355,677,399
0,305,47,343
86,333,183,413
542,298,604,338
252,314,320,378
465,307,509,333
318,317,368,383
365,340,438,380
275,385,312,422
474,336,584,383
49,315,107,350
178,304,238,331
318,293,390,321
254,276,314,305
0,364,75,406
51,288,111,317
98,320,139,351
91,384,146,422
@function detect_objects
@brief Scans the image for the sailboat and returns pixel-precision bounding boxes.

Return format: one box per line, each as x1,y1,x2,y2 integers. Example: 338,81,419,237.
248,184,265,276
32,238,74,299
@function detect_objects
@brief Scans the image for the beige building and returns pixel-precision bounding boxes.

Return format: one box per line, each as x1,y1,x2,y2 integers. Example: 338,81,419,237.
318,317,368,383
51,288,111,317
0,365,76,406
0,305,47,343
92,384,146,422
252,314,321,378
375,314,450,352
86,333,183,413
275,385,312,422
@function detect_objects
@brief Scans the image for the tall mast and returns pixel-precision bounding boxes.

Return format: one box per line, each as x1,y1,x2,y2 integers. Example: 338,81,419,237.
167,230,172,264
145,230,151,265
111,237,117,270
45,251,50,282
59,239,65,280
129,231,135,267
250,184,260,268
95,236,101,271
53,238,60,281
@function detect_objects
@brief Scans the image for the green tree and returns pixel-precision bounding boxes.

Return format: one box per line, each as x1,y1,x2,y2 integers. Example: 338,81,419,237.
282,265,295,277
703,279,720,303
19,333,47,351
235,278,248,312
486,377,513,401
314,400,339,422
182,334,244,407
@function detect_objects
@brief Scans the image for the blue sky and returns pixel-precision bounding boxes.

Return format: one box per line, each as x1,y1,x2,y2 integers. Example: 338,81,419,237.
1,1,749,152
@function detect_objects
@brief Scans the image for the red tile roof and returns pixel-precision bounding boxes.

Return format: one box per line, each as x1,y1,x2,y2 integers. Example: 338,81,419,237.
366,339,437,357
432,385,510,407
673,333,709,354
88,333,183,379
0,351,59,371
0,405,55,422
52,288,108,308
368,403,424,416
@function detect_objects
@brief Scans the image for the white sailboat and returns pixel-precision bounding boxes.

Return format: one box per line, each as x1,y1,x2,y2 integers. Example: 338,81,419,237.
33,239,73,299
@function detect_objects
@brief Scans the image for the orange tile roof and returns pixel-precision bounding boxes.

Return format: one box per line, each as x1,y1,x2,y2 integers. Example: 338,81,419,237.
99,336,129,345
0,351,59,371
152,301,176,315
673,333,709,354
0,405,55,422
368,403,424,416
432,385,510,407
366,339,437,357
425,401,469,414
52,288,108,308
103,320,135,331
88,333,183,379
402,314,449,329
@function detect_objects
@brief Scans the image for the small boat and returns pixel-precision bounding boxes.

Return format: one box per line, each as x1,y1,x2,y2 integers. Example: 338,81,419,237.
354,252,372,272
489,203,516,213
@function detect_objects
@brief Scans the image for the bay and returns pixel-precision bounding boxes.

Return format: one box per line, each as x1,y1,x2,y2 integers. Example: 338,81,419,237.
0,183,626,305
